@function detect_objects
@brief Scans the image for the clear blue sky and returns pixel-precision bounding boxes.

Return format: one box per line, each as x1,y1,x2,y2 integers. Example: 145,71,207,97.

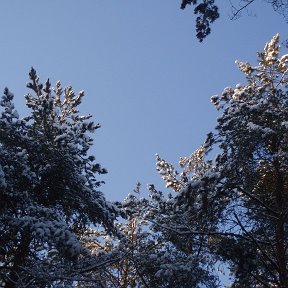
0,1,286,201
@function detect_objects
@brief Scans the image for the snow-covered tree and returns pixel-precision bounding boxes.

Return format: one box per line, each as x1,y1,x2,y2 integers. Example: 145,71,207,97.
207,33,288,287
92,182,219,288
151,34,288,287
0,68,118,287
4,33,288,288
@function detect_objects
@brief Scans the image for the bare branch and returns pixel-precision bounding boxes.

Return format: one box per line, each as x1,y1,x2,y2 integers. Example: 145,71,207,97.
237,186,279,216
234,213,279,272
146,217,270,244
230,0,256,20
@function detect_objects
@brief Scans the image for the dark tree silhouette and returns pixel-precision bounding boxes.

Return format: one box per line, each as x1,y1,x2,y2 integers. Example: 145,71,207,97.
180,0,288,41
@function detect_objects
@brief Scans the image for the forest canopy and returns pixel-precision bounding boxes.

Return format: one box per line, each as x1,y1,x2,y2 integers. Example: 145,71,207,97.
1,34,288,287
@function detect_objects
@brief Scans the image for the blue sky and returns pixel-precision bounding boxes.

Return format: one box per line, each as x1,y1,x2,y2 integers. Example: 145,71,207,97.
0,1,287,201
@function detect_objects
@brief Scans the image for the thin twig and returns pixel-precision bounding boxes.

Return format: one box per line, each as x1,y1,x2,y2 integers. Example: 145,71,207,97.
234,213,279,272
230,0,256,20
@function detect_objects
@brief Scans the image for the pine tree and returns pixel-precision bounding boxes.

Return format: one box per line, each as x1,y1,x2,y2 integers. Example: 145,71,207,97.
121,34,288,287
0,68,118,287
96,183,219,288
206,33,288,287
